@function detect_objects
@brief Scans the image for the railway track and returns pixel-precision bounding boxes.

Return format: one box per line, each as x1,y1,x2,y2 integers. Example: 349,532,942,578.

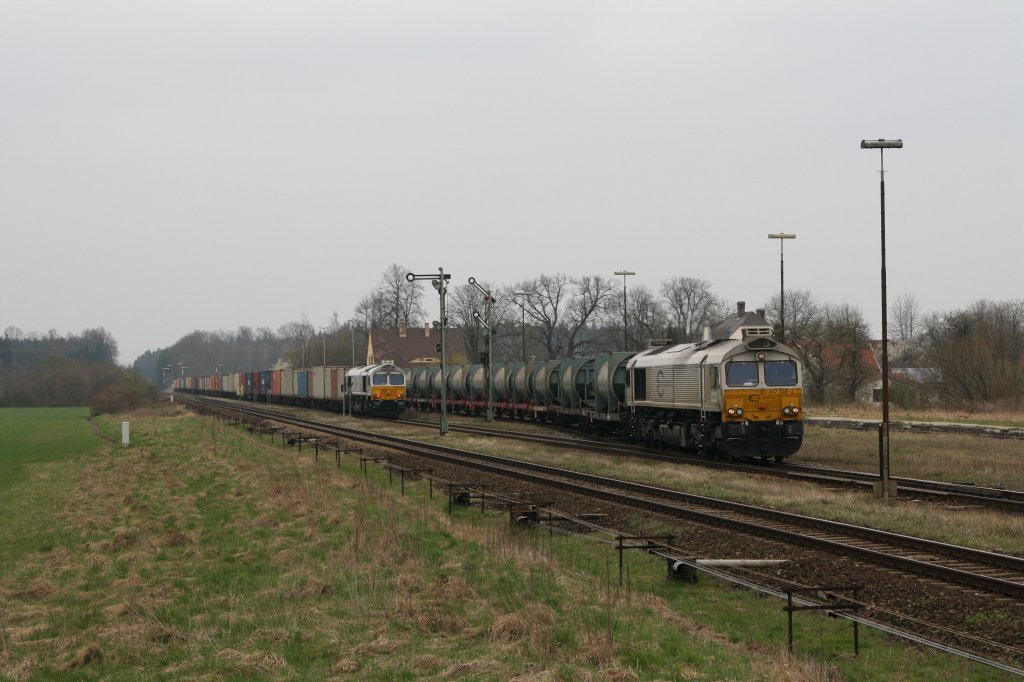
182,395,1024,673
185,396,1024,601
394,415,1024,511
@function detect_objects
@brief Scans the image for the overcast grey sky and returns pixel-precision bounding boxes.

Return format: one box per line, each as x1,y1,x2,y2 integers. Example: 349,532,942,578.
2,1,1021,364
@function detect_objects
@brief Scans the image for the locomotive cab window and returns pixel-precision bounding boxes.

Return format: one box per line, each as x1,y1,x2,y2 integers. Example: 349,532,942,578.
725,361,759,387
388,373,405,386
764,360,798,386
372,374,389,386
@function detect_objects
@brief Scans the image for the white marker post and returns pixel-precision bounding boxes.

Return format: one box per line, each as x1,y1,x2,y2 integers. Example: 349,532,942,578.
121,422,130,447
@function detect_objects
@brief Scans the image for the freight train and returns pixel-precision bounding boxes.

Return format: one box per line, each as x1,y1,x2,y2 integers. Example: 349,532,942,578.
174,361,407,418
174,303,803,461
404,303,804,462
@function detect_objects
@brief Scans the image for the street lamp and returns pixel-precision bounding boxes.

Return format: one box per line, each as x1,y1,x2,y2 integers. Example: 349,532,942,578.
861,138,903,502
318,326,329,366
407,268,451,436
468,277,495,422
513,290,529,362
318,326,329,399
614,270,636,351
767,233,796,342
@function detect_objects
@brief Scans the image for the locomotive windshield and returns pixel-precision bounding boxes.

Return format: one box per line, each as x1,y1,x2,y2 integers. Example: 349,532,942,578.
372,373,388,386
725,361,759,387
764,360,798,386
388,372,405,386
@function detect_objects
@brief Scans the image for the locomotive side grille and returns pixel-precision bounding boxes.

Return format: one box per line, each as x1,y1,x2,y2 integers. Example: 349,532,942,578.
672,365,701,403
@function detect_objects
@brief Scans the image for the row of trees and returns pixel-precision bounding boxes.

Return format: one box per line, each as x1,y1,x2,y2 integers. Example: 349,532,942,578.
0,327,156,410
355,264,729,361
134,263,1023,410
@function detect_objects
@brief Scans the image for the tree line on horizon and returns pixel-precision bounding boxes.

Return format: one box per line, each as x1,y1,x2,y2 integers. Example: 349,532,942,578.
135,263,1024,411
0,327,155,411
4,265,1020,411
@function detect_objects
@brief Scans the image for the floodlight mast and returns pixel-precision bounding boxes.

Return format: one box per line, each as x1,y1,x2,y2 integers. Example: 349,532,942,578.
469,277,495,422
860,138,903,502
614,270,636,351
407,269,452,435
767,233,796,342
512,291,529,362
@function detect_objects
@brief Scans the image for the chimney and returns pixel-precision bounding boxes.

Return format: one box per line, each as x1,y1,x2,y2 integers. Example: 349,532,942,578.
399,324,407,338
755,308,765,318
424,323,430,338
736,301,746,316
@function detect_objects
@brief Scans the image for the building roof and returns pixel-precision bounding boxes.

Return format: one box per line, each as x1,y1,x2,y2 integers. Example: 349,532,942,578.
366,324,467,367
708,302,773,341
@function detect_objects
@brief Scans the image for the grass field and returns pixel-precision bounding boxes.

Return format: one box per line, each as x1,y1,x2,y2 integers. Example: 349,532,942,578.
0,407,1015,680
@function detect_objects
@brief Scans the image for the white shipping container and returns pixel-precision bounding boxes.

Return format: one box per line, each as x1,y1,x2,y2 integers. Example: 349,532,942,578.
311,366,328,399
280,369,295,397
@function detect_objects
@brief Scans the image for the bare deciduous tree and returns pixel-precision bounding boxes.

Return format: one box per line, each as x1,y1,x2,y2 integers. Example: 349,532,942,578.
604,284,667,350
891,293,922,343
354,291,390,331
379,263,425,328
660,277,724,343
924,299,1024,405
513,274,615,358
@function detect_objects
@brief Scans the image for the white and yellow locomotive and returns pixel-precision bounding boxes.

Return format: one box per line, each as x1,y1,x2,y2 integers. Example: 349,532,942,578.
626,305,803,461
345,360,407,417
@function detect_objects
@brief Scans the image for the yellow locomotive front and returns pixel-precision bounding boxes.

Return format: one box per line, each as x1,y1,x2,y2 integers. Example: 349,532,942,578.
717,339,804,461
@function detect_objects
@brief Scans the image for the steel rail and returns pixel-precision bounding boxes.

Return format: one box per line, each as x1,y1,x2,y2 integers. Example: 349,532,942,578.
394,415,1024,511
185,396,1024,600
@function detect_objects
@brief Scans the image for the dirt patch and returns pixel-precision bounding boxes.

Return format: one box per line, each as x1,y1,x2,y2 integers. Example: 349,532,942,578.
332,657,359,674
215,648,289,675
490,604,554,651
63,645,102,670
351,635,402,656
111,575,144,590
20,578,58,600
5,625,48,642
103,603,131,619
156,530,191,548
440,658,498,679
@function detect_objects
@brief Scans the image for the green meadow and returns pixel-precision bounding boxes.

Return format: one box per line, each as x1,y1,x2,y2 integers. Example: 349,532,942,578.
0,407,1015,680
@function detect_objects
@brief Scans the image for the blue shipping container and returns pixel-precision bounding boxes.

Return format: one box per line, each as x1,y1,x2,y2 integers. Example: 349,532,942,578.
297,370,309,397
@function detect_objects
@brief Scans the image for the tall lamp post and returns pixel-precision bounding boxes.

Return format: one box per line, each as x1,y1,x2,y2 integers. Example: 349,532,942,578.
468,277,495,422
767,233,796,342
318,325,329,399
513,291,529,362
614,270,635,351
408,268,451,436
861,138,903,502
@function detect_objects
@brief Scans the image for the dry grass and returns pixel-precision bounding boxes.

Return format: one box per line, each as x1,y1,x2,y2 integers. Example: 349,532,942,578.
1,409,1011,680
812,401,1024,427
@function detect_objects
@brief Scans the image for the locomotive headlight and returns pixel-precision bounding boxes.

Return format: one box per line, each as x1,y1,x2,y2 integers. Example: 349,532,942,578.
792,407,800,414
728,408,736,416
783,406,791,415
756,352,767,361
735,407,744,416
